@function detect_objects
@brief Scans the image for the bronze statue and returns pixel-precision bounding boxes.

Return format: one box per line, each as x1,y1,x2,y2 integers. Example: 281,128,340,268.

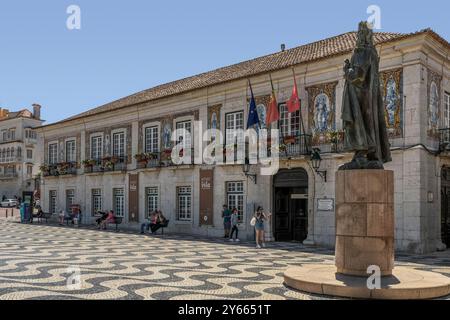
340,22,392,170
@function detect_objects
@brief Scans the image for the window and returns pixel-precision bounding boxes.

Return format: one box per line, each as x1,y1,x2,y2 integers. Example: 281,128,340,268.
91,135,103,160
27,149,33,159
175,121,192,148
227,181,244,222
177,186,192,221
49,190,57,214
48,143,58,164
444,93,450,129
9,129,15,140
146,187,159,217
278,103,300,137
1,130,6,142
66,140,76,162
113,188,125,217
66,189,75,212
92,189,102,215
26,165,33,176
225,112,244,144
112,132,125,158
145,126,159,153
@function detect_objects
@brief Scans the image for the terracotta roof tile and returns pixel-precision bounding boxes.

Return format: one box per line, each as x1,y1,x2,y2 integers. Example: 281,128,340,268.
48,29,448,126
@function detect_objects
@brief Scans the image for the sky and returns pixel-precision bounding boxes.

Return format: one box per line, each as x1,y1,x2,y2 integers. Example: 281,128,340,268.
0,0,449,124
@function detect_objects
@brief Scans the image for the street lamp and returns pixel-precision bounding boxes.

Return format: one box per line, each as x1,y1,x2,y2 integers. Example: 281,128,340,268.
243,160,257,184
311,148,327,182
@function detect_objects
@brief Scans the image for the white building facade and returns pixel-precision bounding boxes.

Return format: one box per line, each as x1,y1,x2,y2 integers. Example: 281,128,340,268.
0,105,43,199
37,30,450,253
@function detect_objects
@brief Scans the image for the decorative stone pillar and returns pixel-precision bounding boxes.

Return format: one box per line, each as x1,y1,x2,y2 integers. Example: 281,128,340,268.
335,170,394,276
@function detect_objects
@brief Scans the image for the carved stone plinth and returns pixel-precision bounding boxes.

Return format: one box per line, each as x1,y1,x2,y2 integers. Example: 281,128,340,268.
335,170,394,277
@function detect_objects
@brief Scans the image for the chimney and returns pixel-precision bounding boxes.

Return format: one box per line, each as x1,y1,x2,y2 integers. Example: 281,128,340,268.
0,108,9,120
281,44,286,52
32,104,41,120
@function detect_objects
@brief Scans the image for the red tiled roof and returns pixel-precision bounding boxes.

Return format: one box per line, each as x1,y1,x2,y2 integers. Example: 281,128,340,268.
46,28,449,126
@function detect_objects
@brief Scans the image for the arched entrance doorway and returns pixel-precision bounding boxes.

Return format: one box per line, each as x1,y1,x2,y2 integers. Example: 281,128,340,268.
273,168,308,242
441,166,450,248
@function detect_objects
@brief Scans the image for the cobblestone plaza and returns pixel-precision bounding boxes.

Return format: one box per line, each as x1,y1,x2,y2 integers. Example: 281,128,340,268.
0,219,449,300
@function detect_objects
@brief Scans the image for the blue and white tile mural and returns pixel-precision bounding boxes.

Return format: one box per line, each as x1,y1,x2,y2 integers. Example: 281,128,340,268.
380,68,403,138
307,82,337,145
428,69,442,138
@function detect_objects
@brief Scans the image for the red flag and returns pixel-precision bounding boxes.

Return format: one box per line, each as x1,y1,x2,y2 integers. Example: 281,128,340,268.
287,74,301,113
266,76,279,125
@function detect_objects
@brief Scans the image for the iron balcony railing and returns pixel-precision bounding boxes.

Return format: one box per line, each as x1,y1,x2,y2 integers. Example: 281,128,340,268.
279,134,313,158
42,162,78,177
84,156,127,173
0,172,18,179
439,128,450,152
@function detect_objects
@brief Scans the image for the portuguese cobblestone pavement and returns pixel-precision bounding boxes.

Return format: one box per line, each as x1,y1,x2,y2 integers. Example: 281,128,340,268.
0,219,449,300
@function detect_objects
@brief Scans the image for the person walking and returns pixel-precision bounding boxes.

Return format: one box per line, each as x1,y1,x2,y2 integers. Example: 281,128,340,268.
222,204,232,238
229,208,240,242
253,206,271,249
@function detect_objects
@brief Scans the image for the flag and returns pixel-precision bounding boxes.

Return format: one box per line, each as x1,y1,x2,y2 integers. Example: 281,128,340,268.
246,80,260,129
287,72,301,113
266,75,279,125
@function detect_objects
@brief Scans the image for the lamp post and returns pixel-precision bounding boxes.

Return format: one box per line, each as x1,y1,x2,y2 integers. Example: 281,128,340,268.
243,160,257,184
311,148,327,182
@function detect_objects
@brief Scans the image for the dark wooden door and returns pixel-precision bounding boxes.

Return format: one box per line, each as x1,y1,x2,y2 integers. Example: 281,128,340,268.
274,188,290,241
291,198,308,242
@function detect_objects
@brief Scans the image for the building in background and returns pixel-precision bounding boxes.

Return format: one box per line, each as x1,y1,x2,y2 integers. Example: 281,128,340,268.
37,29,450,253
0,104,43,200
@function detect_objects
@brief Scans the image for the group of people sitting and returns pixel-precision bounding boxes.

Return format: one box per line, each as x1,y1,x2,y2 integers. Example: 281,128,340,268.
140,210,167,234
58,209,83,225
95,210,117,229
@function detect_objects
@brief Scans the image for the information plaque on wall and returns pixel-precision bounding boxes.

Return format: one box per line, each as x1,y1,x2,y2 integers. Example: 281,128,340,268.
317,198,334,211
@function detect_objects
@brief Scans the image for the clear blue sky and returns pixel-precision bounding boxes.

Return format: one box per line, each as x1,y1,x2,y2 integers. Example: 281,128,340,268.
1,0,449,124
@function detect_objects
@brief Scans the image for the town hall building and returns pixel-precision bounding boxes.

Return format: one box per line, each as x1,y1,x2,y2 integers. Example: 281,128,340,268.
37,29,450,253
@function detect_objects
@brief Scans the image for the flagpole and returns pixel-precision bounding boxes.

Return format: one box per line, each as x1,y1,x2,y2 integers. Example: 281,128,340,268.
292,67,308,153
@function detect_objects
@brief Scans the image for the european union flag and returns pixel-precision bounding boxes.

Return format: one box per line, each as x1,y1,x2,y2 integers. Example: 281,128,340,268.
247,81,260,129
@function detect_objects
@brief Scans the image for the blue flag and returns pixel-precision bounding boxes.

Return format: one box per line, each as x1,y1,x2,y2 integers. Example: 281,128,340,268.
247,81,260,129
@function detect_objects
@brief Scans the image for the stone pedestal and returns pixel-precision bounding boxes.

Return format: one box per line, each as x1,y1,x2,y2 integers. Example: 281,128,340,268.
335,170,394,276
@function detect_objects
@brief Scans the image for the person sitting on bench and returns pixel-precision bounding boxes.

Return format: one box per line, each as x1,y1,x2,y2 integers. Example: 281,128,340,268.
150,210,167,234
100,210,116,230
96,211,109,229
30,208,44,224
140,211,157,234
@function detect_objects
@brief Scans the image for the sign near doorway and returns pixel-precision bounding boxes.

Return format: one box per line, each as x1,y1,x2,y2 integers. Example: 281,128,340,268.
317,198,334,211
128,174,139,222
199,169,214,226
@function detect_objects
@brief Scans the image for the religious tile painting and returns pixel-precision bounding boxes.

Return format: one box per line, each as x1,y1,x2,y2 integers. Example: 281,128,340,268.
207,104,221,142
307,82,337,145
161,117,173,160
428,69,442,138
380,68,403,138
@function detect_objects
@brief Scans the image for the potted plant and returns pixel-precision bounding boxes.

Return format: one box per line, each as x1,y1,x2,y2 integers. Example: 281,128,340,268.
39,164,50,175
134,153,148,163
110,156,119,164
82,159,96,167
283,135,296,144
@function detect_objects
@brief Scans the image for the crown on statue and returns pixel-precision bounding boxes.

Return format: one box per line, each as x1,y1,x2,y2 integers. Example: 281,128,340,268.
356,21,374,48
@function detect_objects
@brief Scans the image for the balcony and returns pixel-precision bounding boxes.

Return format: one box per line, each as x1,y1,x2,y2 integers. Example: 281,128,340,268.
83,156,127,174
0,156,23,164
0,172,18,180
279,134,313,158
135,149,195,169
41,162,78,177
